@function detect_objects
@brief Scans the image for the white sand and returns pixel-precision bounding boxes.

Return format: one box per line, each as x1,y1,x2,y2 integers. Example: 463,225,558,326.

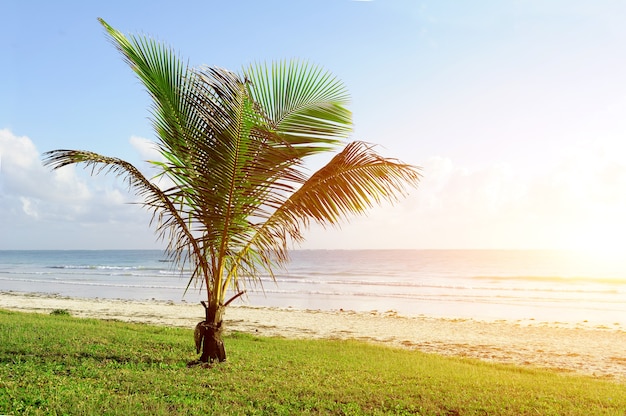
2,291,625,381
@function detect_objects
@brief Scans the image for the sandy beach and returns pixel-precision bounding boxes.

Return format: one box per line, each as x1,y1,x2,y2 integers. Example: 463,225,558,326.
1,291,625,381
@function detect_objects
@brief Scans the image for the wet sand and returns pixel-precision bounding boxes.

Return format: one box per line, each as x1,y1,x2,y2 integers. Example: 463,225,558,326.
1,291,625,381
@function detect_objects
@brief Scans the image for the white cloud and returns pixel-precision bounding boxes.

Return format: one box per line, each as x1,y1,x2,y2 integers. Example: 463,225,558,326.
415,145,626,249
19,197,39,219
1,131,38,169
128,135,175,191
4,127,626,251
0,128,91,203
300,140,626,250
130,135,161,161
0,129,160,249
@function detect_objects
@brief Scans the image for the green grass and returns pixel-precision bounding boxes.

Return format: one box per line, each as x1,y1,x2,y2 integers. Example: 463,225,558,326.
1,309,625,415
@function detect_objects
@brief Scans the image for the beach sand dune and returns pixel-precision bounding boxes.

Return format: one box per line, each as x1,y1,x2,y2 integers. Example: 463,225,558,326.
1,291,625,381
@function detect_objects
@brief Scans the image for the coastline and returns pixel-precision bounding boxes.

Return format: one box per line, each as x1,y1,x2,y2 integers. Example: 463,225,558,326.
1,290,625,381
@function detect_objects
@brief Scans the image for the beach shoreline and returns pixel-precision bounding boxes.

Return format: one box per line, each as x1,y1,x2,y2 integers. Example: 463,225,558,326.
1,290,625,381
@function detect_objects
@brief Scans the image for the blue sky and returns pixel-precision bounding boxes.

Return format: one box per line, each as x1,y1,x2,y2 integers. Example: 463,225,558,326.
2,1,626,251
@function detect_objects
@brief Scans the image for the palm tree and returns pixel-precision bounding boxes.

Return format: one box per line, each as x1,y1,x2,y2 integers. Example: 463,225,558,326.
43,19,420,364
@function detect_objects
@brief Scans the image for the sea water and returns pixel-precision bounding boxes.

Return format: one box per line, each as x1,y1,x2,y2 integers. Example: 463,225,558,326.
1,249,625,327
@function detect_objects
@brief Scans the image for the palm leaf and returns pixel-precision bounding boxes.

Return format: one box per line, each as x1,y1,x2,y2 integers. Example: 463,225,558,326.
286,141,421,225
99,18,202,157
41,150,204,273
236,141,421,268
244,60,351,157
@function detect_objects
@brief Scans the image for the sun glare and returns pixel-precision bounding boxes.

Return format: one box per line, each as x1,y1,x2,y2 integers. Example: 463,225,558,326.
573,230,626,257
562,227,626,278
546,214,626,280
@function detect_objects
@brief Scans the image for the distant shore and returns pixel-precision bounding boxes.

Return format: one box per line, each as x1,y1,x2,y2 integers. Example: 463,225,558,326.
1,290,625,381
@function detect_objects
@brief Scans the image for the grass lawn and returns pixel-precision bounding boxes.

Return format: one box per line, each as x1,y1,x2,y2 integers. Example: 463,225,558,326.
1,308,625,415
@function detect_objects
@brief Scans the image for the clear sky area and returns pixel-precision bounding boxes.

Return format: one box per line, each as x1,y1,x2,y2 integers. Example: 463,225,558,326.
2,1,626,252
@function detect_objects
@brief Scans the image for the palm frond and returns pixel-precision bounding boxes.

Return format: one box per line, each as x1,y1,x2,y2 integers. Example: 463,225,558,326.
244,60,351,157
288,141,421,225
99,19,219,292
41,149,208,285
237,141,421,265
99,18,201,156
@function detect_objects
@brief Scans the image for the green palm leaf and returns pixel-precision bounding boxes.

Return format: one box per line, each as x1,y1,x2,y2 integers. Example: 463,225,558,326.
244,60,351,155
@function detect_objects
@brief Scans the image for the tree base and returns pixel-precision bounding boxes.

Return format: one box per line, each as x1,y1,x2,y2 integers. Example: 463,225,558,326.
194,321,226,363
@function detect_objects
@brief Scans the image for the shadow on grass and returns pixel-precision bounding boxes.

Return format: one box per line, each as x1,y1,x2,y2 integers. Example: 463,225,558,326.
0,349,185,369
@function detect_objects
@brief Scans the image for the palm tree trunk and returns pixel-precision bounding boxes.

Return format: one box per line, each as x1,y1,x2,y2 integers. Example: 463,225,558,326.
197,302,226,363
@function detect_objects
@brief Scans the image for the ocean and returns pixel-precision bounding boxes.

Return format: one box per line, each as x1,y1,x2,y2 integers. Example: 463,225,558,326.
1,249,625,327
